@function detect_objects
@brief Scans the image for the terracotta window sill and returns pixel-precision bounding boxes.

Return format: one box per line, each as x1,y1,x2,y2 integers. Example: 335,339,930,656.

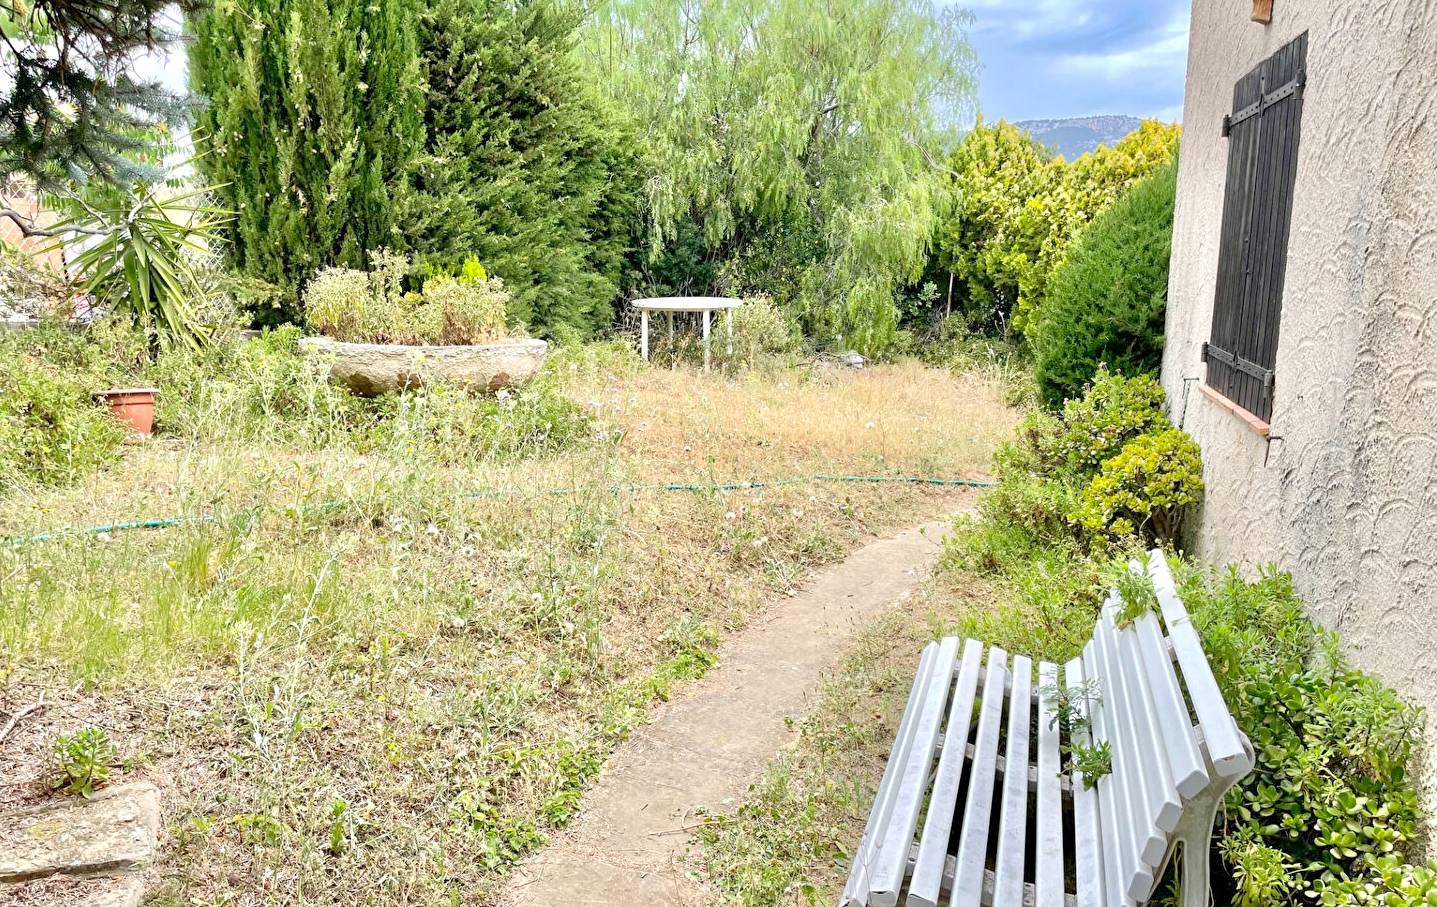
1199,383,1271,438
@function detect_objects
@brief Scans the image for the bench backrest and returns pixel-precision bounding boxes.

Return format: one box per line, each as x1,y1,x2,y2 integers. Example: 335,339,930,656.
1070,548,1251,905
840,548,1250,907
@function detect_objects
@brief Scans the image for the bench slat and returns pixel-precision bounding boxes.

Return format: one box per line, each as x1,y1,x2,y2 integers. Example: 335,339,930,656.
1112,598,1183,834
1093,603,1168,873
994,654,1034,904
840,643,938,907
1147,550,1251,777
1084,639,1142,906
952,646,1009,905
868,637,959,904
1132,611,1209,798
910,638,985,907
1035,661,1065,907
1063,658,1105,907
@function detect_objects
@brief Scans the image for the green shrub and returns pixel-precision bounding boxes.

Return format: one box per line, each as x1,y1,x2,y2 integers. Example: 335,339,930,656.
978,369,1195,549
714,296,801,370
1031,159,1178,406
1174,563,1428,906
1045,368,1171,475
1314,856,1437,905
417,274,507,345
301,265,383,343
1074,428,1203,542
0,338,127,490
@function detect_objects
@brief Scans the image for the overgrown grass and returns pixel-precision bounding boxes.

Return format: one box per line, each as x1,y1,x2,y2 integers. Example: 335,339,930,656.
0,334,1017,904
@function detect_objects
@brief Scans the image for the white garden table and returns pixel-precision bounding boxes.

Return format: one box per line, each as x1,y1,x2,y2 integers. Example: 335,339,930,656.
632,297,742,372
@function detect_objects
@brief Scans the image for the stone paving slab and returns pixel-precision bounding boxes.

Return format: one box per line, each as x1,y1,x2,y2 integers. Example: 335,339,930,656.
0,783,159,884
0,874,145,907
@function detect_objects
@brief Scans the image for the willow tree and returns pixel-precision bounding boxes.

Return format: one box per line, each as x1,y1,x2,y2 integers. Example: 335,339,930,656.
581,0,978,353
188,0,424,321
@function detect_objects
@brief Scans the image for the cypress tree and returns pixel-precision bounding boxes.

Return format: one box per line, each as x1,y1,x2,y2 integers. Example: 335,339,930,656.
1031,159,1179,407
405,0,641,340
188,0,424,322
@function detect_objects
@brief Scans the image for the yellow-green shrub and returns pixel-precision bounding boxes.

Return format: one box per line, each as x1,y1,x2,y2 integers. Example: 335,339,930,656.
1075,427,1203,542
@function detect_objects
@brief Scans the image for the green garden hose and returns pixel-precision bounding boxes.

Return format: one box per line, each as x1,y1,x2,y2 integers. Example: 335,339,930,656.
3,473,994,547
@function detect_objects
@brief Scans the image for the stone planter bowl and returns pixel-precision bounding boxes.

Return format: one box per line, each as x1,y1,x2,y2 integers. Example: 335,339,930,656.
298,337,548,396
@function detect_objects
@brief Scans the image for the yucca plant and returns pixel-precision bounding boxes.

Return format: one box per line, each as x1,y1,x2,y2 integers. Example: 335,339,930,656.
51,184,230,349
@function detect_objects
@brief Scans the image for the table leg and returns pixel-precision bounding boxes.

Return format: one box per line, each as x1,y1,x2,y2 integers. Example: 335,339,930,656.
726,308,734,356
667,311,674,341
703,309,711,372
641,310,649,361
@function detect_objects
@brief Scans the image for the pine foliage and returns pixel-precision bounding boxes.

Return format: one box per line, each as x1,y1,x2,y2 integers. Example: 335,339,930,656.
405,0,641,340
0,0,197,189
188,0,425,321
1031,158,1179,407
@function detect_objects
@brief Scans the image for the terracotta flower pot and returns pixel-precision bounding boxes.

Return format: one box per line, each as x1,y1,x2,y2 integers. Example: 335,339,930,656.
96,388,159,437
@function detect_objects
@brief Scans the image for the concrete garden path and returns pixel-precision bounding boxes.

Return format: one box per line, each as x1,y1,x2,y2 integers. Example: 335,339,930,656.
504,505,969,906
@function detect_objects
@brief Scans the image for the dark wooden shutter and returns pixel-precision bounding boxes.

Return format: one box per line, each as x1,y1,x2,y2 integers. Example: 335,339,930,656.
1204,32,1307,422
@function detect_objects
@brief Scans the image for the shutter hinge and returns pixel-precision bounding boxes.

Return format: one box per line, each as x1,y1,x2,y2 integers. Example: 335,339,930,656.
1228,73,1303,130
1204,342,1274,385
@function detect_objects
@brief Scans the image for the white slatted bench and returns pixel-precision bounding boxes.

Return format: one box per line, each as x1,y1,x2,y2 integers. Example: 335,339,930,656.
841,549,1253,907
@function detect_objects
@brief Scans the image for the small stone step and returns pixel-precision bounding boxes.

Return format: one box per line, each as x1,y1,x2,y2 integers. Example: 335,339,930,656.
0,874,145,906
0,782,159,883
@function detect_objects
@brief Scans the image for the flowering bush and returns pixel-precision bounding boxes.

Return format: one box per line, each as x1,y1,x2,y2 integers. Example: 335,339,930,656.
304,251,510,345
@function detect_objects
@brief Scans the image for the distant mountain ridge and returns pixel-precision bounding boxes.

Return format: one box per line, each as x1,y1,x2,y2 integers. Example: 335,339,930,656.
1015,115,1146,159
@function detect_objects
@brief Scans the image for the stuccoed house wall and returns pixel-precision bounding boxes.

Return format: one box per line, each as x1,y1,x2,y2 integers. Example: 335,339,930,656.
1161,0,1437,816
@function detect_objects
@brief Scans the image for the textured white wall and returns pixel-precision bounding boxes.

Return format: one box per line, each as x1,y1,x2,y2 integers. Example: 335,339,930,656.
1162,0,1437,821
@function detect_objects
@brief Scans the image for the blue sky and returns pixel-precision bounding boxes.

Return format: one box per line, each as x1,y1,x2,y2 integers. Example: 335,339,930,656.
958,0,1191,123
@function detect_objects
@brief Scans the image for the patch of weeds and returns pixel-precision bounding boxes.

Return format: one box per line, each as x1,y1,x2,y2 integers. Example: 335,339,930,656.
326,798,354,855
233,812,289,847
450,792,547,871
1068,741,1111,790
52,726,115,797
1037,676,1110,789
660,614,720,680
1110,551,1158,627
539,744,605,828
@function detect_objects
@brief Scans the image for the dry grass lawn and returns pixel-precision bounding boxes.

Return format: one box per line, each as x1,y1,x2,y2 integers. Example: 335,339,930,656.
0,350,1017,906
